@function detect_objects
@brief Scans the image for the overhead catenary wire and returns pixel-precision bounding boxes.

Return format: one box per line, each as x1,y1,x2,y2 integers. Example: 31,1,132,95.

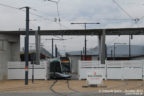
56,0,61,23
0,2,53,22
0,2,71,30
0,3,19,10
49,0,63,32
0,1,99,30
44,0,61,21
106,36,120,45
112,0,144,25
112,0,133,19
44,0,61,22
30,0,71,30
0,2,60,23
44,0,73,30
3,1,144,30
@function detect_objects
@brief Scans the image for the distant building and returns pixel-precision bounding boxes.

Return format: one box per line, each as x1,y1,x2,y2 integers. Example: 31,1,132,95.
66,45,144,74
66,48,99,74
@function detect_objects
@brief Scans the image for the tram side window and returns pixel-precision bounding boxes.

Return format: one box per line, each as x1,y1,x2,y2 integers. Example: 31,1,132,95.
50,62,61,73
55,62,61,72
50,62,54,72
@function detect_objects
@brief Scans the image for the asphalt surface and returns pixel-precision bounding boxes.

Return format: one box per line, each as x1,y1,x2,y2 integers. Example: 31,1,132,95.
0,80,144,96
0,92,143,96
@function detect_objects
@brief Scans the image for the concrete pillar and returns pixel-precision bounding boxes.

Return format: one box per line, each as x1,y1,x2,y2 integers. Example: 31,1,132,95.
100,29,106,64
98,35,101,60
10,36,20,61
38,35,41,62
0,34,20,80
35,31,40,65
0,39,8,80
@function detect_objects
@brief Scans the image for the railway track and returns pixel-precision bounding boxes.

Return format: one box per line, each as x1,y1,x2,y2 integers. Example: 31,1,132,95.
66,79,79,93
49,79,79,96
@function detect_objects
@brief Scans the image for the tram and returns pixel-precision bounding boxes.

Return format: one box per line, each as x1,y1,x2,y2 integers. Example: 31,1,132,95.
49,57,71,79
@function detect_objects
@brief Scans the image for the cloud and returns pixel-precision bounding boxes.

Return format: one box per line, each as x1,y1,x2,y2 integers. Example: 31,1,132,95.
1,0,144,30
1,0,144,53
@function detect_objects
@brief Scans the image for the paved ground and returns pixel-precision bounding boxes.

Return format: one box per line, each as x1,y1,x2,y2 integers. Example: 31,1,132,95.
0,92,143,96
0,80,144,96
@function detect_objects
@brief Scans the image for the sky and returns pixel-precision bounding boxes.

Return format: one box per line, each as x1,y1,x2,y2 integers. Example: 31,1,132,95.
1,0,144,54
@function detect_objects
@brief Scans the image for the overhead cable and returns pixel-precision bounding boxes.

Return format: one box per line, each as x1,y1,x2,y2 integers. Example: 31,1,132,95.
112,0,133,19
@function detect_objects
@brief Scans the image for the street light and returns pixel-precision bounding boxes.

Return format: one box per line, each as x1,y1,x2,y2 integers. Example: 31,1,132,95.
113,43,127,60
45,0,60,22
71,22,100,60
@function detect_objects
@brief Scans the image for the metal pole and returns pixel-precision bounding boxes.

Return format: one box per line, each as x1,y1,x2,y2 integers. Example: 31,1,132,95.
98,35,101,60
105,44,107,60
84,24,87,60
129,35,131,60
25,7,30,85
32,53,34,83
55,44,57,57
44,38,65,58
38,26,41,64
101,29,106,64
114,43,115,60
81,51,82,60
32,62,34,83
111,49,113,58
83,47,85,54
52,38,54,58
70,22,100,60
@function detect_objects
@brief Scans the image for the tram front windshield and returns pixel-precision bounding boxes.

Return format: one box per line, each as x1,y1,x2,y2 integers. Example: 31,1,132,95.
50,61,61,73
61,62,70,72
60,57,71,73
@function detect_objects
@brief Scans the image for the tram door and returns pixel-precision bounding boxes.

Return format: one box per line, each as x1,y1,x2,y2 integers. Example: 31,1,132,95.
50,61,62,78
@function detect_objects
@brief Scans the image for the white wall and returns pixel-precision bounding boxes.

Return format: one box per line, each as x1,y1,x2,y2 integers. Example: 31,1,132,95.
69,56,81,74
0,52,7,80
92,56,98,60
69,55,98,74
8,69,46,80
78,60,144,80
8,61,47,80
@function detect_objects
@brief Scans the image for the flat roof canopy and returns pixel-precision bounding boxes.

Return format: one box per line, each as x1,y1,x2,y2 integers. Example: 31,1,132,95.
0,27,144,35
